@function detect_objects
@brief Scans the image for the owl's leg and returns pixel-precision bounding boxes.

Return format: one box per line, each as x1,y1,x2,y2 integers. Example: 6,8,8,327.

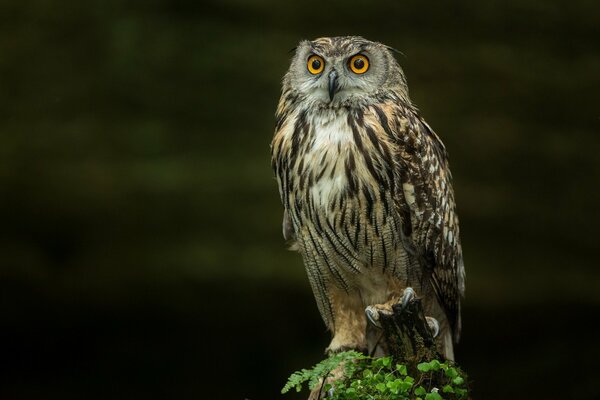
325,286,368,354
310,288,367,400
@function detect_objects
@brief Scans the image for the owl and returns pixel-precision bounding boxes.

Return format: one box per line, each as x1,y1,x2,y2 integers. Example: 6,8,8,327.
271,36,465,360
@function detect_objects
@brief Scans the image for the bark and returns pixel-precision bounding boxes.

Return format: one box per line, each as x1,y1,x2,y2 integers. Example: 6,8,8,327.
376,297,441,366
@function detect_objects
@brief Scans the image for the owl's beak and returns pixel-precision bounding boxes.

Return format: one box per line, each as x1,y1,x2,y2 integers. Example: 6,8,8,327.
328,70,339,101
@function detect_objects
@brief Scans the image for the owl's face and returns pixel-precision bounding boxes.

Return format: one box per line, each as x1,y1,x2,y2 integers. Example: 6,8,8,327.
284,36,409,108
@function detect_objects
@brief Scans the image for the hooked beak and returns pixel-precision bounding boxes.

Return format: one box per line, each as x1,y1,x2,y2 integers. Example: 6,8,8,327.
328,70,339,101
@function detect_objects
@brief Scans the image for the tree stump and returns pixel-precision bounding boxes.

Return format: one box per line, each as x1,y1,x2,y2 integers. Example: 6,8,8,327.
375,297,441,366
305,296,468,399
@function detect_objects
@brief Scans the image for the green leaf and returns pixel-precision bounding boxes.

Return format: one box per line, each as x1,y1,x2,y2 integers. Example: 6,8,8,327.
442,384,454,393
386,379,401,394
396,364,408,375
417,362,431,372
382,357,391,367
429,360,441,371
376,382,387,393
282,370,308,394
445,367,459,379
425,390,443,400
399,380,414,393
282,350,367,395
415,386,427,395
308,375,321,390
453,376,465,386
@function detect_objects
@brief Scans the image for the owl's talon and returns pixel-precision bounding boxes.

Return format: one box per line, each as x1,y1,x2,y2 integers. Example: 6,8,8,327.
401,287,416,310
426,316,440,338
365,306,382,328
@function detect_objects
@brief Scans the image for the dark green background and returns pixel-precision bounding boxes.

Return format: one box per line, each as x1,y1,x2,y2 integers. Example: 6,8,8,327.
1,1,599,399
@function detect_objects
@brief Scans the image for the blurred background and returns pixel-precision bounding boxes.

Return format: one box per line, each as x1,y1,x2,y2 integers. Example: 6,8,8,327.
1,1,599,399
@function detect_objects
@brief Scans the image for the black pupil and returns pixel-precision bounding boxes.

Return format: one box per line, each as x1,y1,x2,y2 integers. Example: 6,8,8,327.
311,59,321,70
354,58,364,70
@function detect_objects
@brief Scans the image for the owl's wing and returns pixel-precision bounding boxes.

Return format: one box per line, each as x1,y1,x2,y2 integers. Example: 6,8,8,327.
390,108,465,341
282,209,295,241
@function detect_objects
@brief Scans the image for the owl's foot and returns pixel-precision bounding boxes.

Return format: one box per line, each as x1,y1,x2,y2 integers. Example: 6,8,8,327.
365,287,416,328
401,286,416,309
426,316,440,338
365,305,390,328
365,287,439,338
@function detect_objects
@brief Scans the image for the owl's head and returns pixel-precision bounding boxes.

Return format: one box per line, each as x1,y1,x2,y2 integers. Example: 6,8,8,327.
283,36,410,108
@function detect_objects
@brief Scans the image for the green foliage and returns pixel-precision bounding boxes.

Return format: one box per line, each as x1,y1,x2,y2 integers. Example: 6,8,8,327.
281,350,368,394
283,351,468,399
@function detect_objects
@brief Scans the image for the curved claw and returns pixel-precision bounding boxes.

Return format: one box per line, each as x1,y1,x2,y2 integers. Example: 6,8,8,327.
401,287,416,310
425,316,440,338
365,306,382,328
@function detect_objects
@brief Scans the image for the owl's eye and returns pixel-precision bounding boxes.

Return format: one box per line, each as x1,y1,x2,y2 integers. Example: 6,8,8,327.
349,54,369,74
307,55,325,75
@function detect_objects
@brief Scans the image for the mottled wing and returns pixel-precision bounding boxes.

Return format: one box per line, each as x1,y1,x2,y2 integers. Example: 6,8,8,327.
282,209,295,241
390,107,465,341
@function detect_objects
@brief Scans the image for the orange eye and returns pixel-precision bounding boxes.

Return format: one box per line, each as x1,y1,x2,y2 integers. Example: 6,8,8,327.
349,54,369,74
307,55,325,75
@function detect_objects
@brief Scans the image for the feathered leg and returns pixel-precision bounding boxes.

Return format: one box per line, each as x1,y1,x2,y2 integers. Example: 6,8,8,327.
325,286,368,354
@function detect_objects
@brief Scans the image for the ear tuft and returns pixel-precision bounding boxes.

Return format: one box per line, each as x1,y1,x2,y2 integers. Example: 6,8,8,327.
384,45,405,58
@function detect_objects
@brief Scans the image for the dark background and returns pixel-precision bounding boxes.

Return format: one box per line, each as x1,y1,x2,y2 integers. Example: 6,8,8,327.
1,1,599,399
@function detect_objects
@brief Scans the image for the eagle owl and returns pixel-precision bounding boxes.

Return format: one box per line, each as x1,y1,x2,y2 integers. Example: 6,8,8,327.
271,36,465,360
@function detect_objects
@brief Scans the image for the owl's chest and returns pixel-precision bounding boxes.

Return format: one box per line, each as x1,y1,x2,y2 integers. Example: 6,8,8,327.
276,109,408,278
295,115,357,208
